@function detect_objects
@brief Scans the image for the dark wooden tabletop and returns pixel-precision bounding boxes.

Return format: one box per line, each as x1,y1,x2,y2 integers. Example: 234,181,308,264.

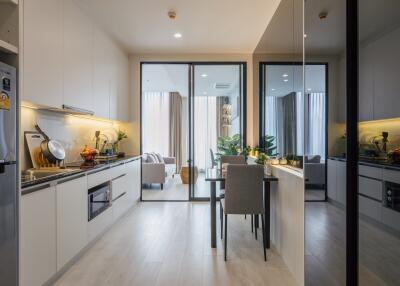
205,168,278,182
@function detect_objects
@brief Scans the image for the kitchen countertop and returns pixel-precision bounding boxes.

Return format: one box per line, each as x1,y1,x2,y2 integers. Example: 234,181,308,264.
328,156,400,171
21,155,141,190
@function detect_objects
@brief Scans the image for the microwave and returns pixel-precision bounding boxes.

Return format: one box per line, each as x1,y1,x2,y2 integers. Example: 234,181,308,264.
88,182,111,221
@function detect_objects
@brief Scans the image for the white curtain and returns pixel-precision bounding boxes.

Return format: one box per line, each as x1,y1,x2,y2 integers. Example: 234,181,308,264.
307,92,326,158
142,92,170,156
194,96,217,171
296,92,304,156
265,96,277,139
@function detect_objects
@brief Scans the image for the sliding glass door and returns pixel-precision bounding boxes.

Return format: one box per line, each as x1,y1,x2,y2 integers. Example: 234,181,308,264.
141,62,246,201
190,63,246,200
141,63,190,201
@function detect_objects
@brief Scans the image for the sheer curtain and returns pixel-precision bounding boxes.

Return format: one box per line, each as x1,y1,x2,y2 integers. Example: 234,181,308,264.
194,96,217,171
307,92,326,158
142,92,170,156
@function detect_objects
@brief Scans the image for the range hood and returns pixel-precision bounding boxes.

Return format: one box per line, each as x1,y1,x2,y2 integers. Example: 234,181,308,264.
40,105,95,116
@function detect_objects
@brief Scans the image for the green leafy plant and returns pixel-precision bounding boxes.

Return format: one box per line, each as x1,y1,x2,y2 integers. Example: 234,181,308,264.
216,134,242,157
261,135,278,156
285,153,297,161
113,130,128,154
255,152,268,165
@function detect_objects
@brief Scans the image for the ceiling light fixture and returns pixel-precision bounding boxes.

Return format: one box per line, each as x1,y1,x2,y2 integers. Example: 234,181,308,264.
282,74,288,77
271,88,276,91
284,79,289,82
307,88,312,91
174,33,182,39
201,74,208,78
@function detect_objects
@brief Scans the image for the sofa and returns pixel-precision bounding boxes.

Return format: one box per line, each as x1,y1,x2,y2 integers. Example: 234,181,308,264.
304,155,326,187
142,153,176,190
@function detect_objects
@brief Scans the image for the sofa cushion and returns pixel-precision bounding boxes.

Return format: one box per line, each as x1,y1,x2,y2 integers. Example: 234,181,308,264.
155,153,165,163
305,155,321,163
147,153,158,163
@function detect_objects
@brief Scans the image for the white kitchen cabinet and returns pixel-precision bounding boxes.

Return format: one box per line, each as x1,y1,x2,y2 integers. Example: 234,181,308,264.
23,0,63,108
358,44,374,121
112,175,130,221
62,0,93,112
21,186,57,286
92,27,112,119
336,161,347,206
126,159,141,203
56,175,88,270
327,159,337,201
372,28,400,120
359,195,381,221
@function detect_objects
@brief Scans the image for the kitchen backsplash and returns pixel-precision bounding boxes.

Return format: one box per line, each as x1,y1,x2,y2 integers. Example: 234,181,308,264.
359,118,400,152
20,107,134,170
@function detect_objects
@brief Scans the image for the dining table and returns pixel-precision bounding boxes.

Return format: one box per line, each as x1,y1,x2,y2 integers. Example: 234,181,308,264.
205,168,278,249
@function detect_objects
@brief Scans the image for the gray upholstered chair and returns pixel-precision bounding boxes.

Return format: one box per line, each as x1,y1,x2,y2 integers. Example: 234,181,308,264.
219,155,246,194
220,164,266,261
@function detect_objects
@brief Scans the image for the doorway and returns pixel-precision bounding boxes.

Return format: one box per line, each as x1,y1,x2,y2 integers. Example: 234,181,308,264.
140,62,247,201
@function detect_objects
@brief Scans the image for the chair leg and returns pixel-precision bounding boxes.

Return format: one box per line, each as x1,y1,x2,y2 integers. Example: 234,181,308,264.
224,214,228,261
245,214,247,219
220,203,223,240
255,215,258,240
161,183,163,190
251,215,254,233
261,214,267,261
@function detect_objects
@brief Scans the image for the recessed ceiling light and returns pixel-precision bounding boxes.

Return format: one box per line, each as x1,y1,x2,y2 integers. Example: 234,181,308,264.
307,88,312,91
282,74,288,77
201,74,208,78
304,34,307,38
271,88,276,91
284,79,289,82
174,33,182,38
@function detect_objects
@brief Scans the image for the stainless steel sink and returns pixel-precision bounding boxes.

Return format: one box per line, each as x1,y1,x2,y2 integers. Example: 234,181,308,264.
22,168,81,181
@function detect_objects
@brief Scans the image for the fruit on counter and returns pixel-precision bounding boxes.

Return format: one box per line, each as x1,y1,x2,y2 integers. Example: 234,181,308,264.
80,145,99,162
390,148,400,163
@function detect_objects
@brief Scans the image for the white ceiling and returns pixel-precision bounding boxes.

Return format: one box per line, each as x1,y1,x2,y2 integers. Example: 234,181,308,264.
255,0,400,56
266,64,326,97
142,64,240,97
81,0,282,54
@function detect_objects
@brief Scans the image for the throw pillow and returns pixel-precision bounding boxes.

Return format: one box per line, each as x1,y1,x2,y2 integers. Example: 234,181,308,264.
147,153,157,163
155,153,165,163
150,152,160,163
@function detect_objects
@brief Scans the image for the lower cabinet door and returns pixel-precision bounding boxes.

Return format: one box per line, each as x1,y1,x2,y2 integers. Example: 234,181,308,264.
126,159,141,203
56,176,88,270
21,186,57,286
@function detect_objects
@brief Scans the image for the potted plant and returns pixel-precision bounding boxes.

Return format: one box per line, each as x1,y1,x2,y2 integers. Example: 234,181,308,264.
255,152,268,165
261,135,278,157
285,154,297,166
113,130,128,156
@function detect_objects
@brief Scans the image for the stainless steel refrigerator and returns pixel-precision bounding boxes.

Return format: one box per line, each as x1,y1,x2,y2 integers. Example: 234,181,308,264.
0,61,18,286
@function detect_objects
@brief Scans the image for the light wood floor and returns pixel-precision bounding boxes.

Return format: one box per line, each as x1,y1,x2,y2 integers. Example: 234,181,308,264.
55,202,297,286
142,173,217,200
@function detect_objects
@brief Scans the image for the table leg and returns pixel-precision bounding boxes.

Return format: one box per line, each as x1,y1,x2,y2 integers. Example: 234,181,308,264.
264,181,271,249
210,181,217,248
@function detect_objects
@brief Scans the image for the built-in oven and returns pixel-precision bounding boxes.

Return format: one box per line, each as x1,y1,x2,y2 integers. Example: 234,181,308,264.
384,181,400,212
88,182,111,221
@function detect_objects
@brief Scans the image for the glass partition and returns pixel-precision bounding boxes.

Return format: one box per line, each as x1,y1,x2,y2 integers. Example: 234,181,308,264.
304,0,347,284
358,1,400,284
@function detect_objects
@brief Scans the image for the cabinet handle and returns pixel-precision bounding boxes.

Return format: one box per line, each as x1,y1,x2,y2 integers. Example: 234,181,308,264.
22,183,52,195
58,173,86,184
112,173,126,181
112,192,127,202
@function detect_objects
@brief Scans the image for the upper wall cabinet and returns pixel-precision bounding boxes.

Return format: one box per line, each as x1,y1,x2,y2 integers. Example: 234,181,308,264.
62,0,93,112
22,0,130,121
93,28,112,119
23,0,63,108
359,28,400,121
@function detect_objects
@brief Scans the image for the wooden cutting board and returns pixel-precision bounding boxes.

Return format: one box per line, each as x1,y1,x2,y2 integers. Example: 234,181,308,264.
25,131,49,168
